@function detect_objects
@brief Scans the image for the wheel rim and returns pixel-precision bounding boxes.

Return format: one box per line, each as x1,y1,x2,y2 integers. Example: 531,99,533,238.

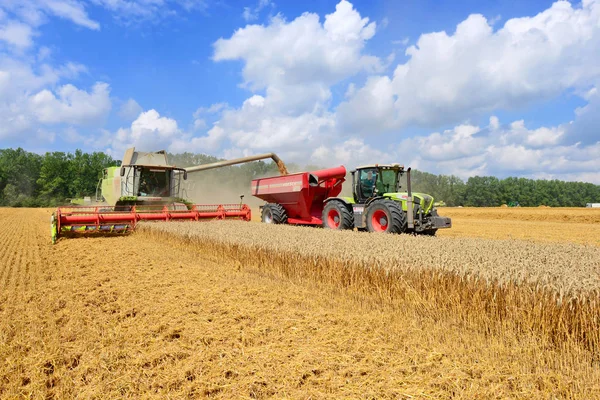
264,209,273,223
327,208,341,229
371,209,388,232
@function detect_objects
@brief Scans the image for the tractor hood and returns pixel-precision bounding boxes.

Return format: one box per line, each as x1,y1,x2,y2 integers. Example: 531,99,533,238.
384,192,435,213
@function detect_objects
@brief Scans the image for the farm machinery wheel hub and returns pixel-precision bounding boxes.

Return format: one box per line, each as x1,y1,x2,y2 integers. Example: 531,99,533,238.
326,209,341,229
371,209,389,231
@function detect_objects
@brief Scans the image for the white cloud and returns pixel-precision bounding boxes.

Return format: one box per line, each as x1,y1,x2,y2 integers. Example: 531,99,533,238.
214,0,378,93
193,102,227,118
312,138,388,167
90,0,208,24
0,57,103,144
391,117,600,183
242,0,273,22
203,0,379,160
118,98,143,120
29,82,112,125
106,109,187,155
0,20,35,48
337,0,600,134
0,0,100,30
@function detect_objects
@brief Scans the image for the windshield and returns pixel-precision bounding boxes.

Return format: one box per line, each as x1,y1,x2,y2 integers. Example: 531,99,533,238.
376,169,398,193
138,168,170,197
359,168,378,198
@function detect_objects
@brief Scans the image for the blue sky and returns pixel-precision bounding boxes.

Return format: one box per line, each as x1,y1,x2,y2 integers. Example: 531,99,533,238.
0,0,599,183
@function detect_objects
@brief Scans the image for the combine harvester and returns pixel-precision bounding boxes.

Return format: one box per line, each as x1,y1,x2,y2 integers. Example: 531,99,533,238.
251,164,451,235
51,148,288,243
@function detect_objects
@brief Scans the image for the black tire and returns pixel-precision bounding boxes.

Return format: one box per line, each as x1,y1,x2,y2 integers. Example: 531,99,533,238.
261,203,288,224
421,229,437,236
365,200,406,233
322,201,353,230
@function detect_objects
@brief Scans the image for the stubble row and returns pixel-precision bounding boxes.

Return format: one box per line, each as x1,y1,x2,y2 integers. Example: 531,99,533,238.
137,220,600,353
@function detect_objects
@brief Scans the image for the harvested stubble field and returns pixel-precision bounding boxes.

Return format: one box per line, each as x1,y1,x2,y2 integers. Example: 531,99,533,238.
437,207,600,246
1,207,600,399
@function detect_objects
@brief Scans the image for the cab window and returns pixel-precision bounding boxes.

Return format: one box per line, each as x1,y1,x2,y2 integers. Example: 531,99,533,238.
138,168,169,196
359,168,378,198
377,170,397,193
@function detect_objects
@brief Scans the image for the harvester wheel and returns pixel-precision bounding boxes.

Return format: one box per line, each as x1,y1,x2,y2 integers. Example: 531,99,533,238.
322,201,353,230
261,203,287,224
365,200,406,234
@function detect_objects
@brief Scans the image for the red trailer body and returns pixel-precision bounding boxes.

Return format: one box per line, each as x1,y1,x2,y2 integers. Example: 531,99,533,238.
251,166,346,225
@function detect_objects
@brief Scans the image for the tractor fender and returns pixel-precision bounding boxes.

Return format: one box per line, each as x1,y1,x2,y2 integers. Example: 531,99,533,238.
323,197,354,209
364,196,391,208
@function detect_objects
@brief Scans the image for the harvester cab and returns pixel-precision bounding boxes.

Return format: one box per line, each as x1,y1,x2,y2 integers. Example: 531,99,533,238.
252,163,452,235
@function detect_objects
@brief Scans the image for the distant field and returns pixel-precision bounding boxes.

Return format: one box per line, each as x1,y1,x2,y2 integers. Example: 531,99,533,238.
1,207,599,398
437,207,600,246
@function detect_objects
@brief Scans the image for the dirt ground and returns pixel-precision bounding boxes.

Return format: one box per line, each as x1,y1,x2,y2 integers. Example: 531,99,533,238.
1,208,599,399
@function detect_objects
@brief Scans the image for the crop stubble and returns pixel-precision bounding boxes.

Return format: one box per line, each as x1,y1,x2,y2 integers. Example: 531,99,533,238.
1,207,600,399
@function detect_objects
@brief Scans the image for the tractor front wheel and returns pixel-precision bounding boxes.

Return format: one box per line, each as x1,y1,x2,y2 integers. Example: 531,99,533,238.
261,203,288,224
322,201,353,230
365,200,406,234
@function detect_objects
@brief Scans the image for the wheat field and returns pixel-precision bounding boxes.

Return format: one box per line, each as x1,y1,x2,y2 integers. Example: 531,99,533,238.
1,207,599,398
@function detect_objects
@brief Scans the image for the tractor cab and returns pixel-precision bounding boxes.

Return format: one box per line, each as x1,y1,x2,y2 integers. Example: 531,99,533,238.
352,164,405,203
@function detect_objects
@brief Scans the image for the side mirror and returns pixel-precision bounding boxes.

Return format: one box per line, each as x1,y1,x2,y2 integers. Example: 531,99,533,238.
183,171,188,180
120,167,125,177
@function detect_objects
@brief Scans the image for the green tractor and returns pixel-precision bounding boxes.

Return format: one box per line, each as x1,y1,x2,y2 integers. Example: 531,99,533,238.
324,164,451,235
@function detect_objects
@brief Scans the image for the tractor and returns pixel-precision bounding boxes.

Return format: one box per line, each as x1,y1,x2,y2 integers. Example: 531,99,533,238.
252,163,451,235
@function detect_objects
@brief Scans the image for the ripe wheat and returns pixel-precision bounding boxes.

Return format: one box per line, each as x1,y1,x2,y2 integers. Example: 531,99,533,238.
139,220,600,352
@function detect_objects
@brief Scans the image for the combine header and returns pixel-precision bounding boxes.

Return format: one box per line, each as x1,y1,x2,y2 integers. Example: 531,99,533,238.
51,204,251,243
51,148,287,243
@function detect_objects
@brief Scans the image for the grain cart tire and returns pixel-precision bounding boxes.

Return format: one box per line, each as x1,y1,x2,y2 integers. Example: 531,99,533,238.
322,201,353,230
261,203,288,224
366,200,406,233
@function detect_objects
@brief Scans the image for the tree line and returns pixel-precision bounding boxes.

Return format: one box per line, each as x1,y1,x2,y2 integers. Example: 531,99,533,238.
1,148,599,207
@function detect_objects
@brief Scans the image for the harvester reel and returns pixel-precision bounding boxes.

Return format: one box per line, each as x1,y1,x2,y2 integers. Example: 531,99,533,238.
366,200,406,234
261,203,288,224
322,201,353,230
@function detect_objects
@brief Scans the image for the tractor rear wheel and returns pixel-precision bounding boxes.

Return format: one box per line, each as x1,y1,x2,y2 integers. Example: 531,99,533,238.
365,200,406,233
261,203,288,224
322,201,353,230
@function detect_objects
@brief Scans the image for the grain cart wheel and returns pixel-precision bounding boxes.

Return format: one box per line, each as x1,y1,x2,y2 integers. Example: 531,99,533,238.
366,200,406,233
261,203,288,224
322,201,353,230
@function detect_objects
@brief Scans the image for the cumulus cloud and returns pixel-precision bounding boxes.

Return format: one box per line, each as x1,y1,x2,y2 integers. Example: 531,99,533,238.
214,0,379,93
0,20,35,48
337,0,600,134
202,0,379,159
391,117,600,183
105,109,182,155
118,98,143,121
29,82,112,125
0,58,104,144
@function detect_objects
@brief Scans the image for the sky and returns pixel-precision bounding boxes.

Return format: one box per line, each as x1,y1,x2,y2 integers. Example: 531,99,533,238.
0,0,599,183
